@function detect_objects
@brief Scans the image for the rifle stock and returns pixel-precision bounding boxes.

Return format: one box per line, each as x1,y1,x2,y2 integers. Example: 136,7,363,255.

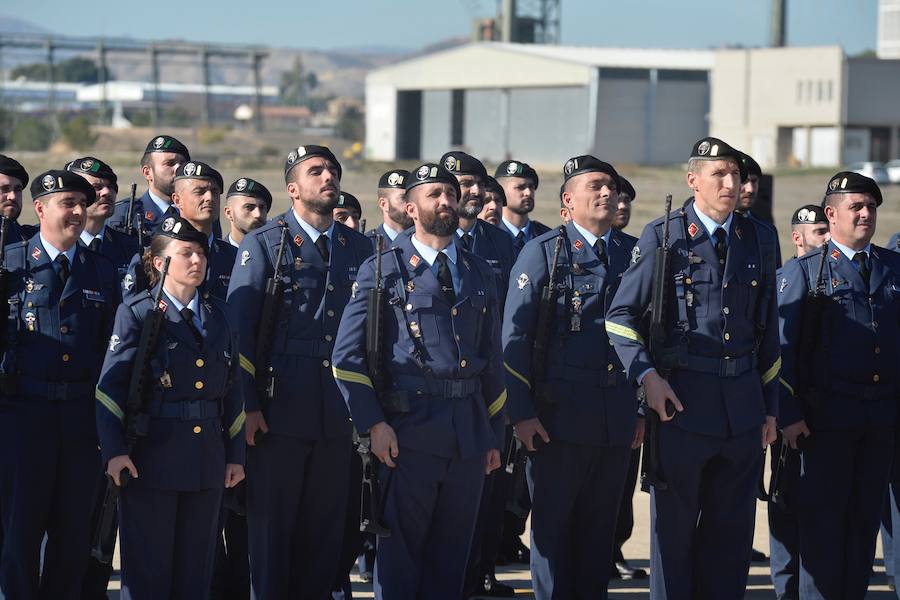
91,256,171,563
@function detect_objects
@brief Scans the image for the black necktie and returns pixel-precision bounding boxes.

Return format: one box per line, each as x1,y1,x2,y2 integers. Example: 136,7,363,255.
853,252,870,288
714,228,727,271
593,238,608,267
89,237,101,253
315,234,330,263
435,252,456,306
514,231,525,251
180,307,203,346
55,254,70,286
461,233,473,251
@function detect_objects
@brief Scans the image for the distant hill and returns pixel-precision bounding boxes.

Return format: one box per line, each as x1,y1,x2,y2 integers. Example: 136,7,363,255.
0,16,50,35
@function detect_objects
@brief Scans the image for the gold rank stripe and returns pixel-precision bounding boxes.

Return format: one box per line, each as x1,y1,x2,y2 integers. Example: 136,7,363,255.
96,387,124,422
504,362,531,390
239,354,255,377
605,321,645,345
779,377,795,397
228,410,246,439
488,389,507,417
761,357,781,386
332,366,374,389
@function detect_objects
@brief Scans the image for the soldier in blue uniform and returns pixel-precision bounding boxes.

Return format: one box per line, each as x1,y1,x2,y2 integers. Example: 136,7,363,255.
441,151,516,312
66,157,141,282
613,176,635,231
0,155,37,244
95,216,244,599
123,161,234,301
887,232,900,251
606,137,780,599
778,172,900,599
495,159,550,254
478,176,504,227
769,204,829,600
738,151,782,269
333,192,362,232
366,169,411,246
331,162,506,600
223,177,271,248
503,155,642,599
0,170,121,598
227,144,372,598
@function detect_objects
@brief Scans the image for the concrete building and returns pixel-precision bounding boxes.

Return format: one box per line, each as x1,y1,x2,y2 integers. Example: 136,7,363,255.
365,42,713,167
711,46,900,168
879,0,900,59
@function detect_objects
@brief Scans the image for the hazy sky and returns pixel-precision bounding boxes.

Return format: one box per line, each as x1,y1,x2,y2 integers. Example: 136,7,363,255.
6,0,879,54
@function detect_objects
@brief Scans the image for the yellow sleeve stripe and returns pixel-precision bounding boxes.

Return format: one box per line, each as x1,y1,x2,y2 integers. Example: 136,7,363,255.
761,356,782,386
504,362,531,390
239,354,255,377
332,366,374,389
779,377,795,397
605,321,645,345
228,410,246,439
96,388,124,422
488,389,507,417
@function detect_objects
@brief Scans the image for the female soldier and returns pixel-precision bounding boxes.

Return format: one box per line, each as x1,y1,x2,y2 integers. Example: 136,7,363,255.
95,216,245,599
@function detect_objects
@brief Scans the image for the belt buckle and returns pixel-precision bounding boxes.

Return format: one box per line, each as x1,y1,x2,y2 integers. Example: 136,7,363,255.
447,380,464,398
721,358,737,377
181,400,203,420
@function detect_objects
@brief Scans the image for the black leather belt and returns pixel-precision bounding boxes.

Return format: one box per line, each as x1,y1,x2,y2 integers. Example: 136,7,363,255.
147,399,222,420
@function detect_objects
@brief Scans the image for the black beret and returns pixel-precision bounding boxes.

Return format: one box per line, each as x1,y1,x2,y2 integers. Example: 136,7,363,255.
483,176,506,205
690,137,747,182
378,169,410,190
791,204,828,225
619,176,636,201
30,170,96,205
284,145,342,183
335,192,361,214
562,155,621,188
156,216,209,255
144,135,190,160
824,171,883,207
440,151,487,180
738,151,762,179
226,177,272,210
406,163,461,198
0,155,29,187
495,160,539,189
65,156,117,187
174,161,224,192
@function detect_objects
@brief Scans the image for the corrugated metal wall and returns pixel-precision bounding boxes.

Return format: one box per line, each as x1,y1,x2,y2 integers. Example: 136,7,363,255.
508,86,590,165
463,89,506,163
421,90,452,160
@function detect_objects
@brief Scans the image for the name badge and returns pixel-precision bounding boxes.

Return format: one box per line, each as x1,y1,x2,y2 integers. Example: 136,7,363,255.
83,289,105,302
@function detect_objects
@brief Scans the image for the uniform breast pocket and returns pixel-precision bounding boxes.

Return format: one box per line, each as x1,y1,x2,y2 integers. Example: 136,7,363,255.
734,268,762,319
405,293,441,347
462,294,487,344
687,268,713,317
290,274,322,308
828,289,856,320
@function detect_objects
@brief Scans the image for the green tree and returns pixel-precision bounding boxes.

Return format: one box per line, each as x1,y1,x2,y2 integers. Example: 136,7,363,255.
335,106,364,141
11,117,53,151
280,56,317,106
60,115,98,150
11,57,110,83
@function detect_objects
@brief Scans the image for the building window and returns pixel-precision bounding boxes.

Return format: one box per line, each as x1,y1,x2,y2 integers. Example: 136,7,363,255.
451,89,464,146
797,81,803,102
827,80,833,101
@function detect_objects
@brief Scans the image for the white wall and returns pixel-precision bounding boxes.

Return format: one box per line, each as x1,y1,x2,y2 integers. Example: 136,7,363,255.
365,83,397,161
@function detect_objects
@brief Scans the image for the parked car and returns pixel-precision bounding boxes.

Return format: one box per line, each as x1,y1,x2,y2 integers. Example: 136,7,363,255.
886,159,900,184
848,161,890,185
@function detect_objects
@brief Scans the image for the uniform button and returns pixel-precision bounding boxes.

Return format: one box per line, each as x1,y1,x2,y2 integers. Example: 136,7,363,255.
59,325,68,334
607,363,614,372
27,301,33,308
722,307,730,315
322,359,330,368
325,334,333,342
326,309,335,317
685,278,692,285
875,346,881,354
452,308,459,316
193,425,202,434
195,359,205,368
724,332,731,341
460,359,467,368
873,374,881,382
405,303,413,311
327,284,335,291
62,354,70,362
751,280,758,287
194,381,204,390
723,282,729,289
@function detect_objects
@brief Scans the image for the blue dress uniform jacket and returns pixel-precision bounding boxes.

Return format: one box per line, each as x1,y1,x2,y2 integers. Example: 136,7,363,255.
122,236,235,301
331,231,506,600
0,238,120,599
887,232,900,252
503,219,551,256
459,219,516,313
94,287,244,599
501,222,637,599
227,212,372,599
78,226,141,287
5,220,36,245
109,191,222,242
777,242,900,599
605,200,779,600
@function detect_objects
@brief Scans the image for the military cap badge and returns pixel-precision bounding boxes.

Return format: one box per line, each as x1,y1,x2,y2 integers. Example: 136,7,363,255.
236,178,248,192
287,151,298,164
81,159,94,170
416,165,430,180
296,146,306,158
698,141,711,156
564,160,575,175
444,156,457,171
153,136,165,149
41,174,56,191
162,217,176,232
506,162,518,175
183,162,197,177
387,172,403,186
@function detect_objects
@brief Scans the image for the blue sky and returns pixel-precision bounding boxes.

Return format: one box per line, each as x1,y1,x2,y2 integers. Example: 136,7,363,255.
6,0,878,54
